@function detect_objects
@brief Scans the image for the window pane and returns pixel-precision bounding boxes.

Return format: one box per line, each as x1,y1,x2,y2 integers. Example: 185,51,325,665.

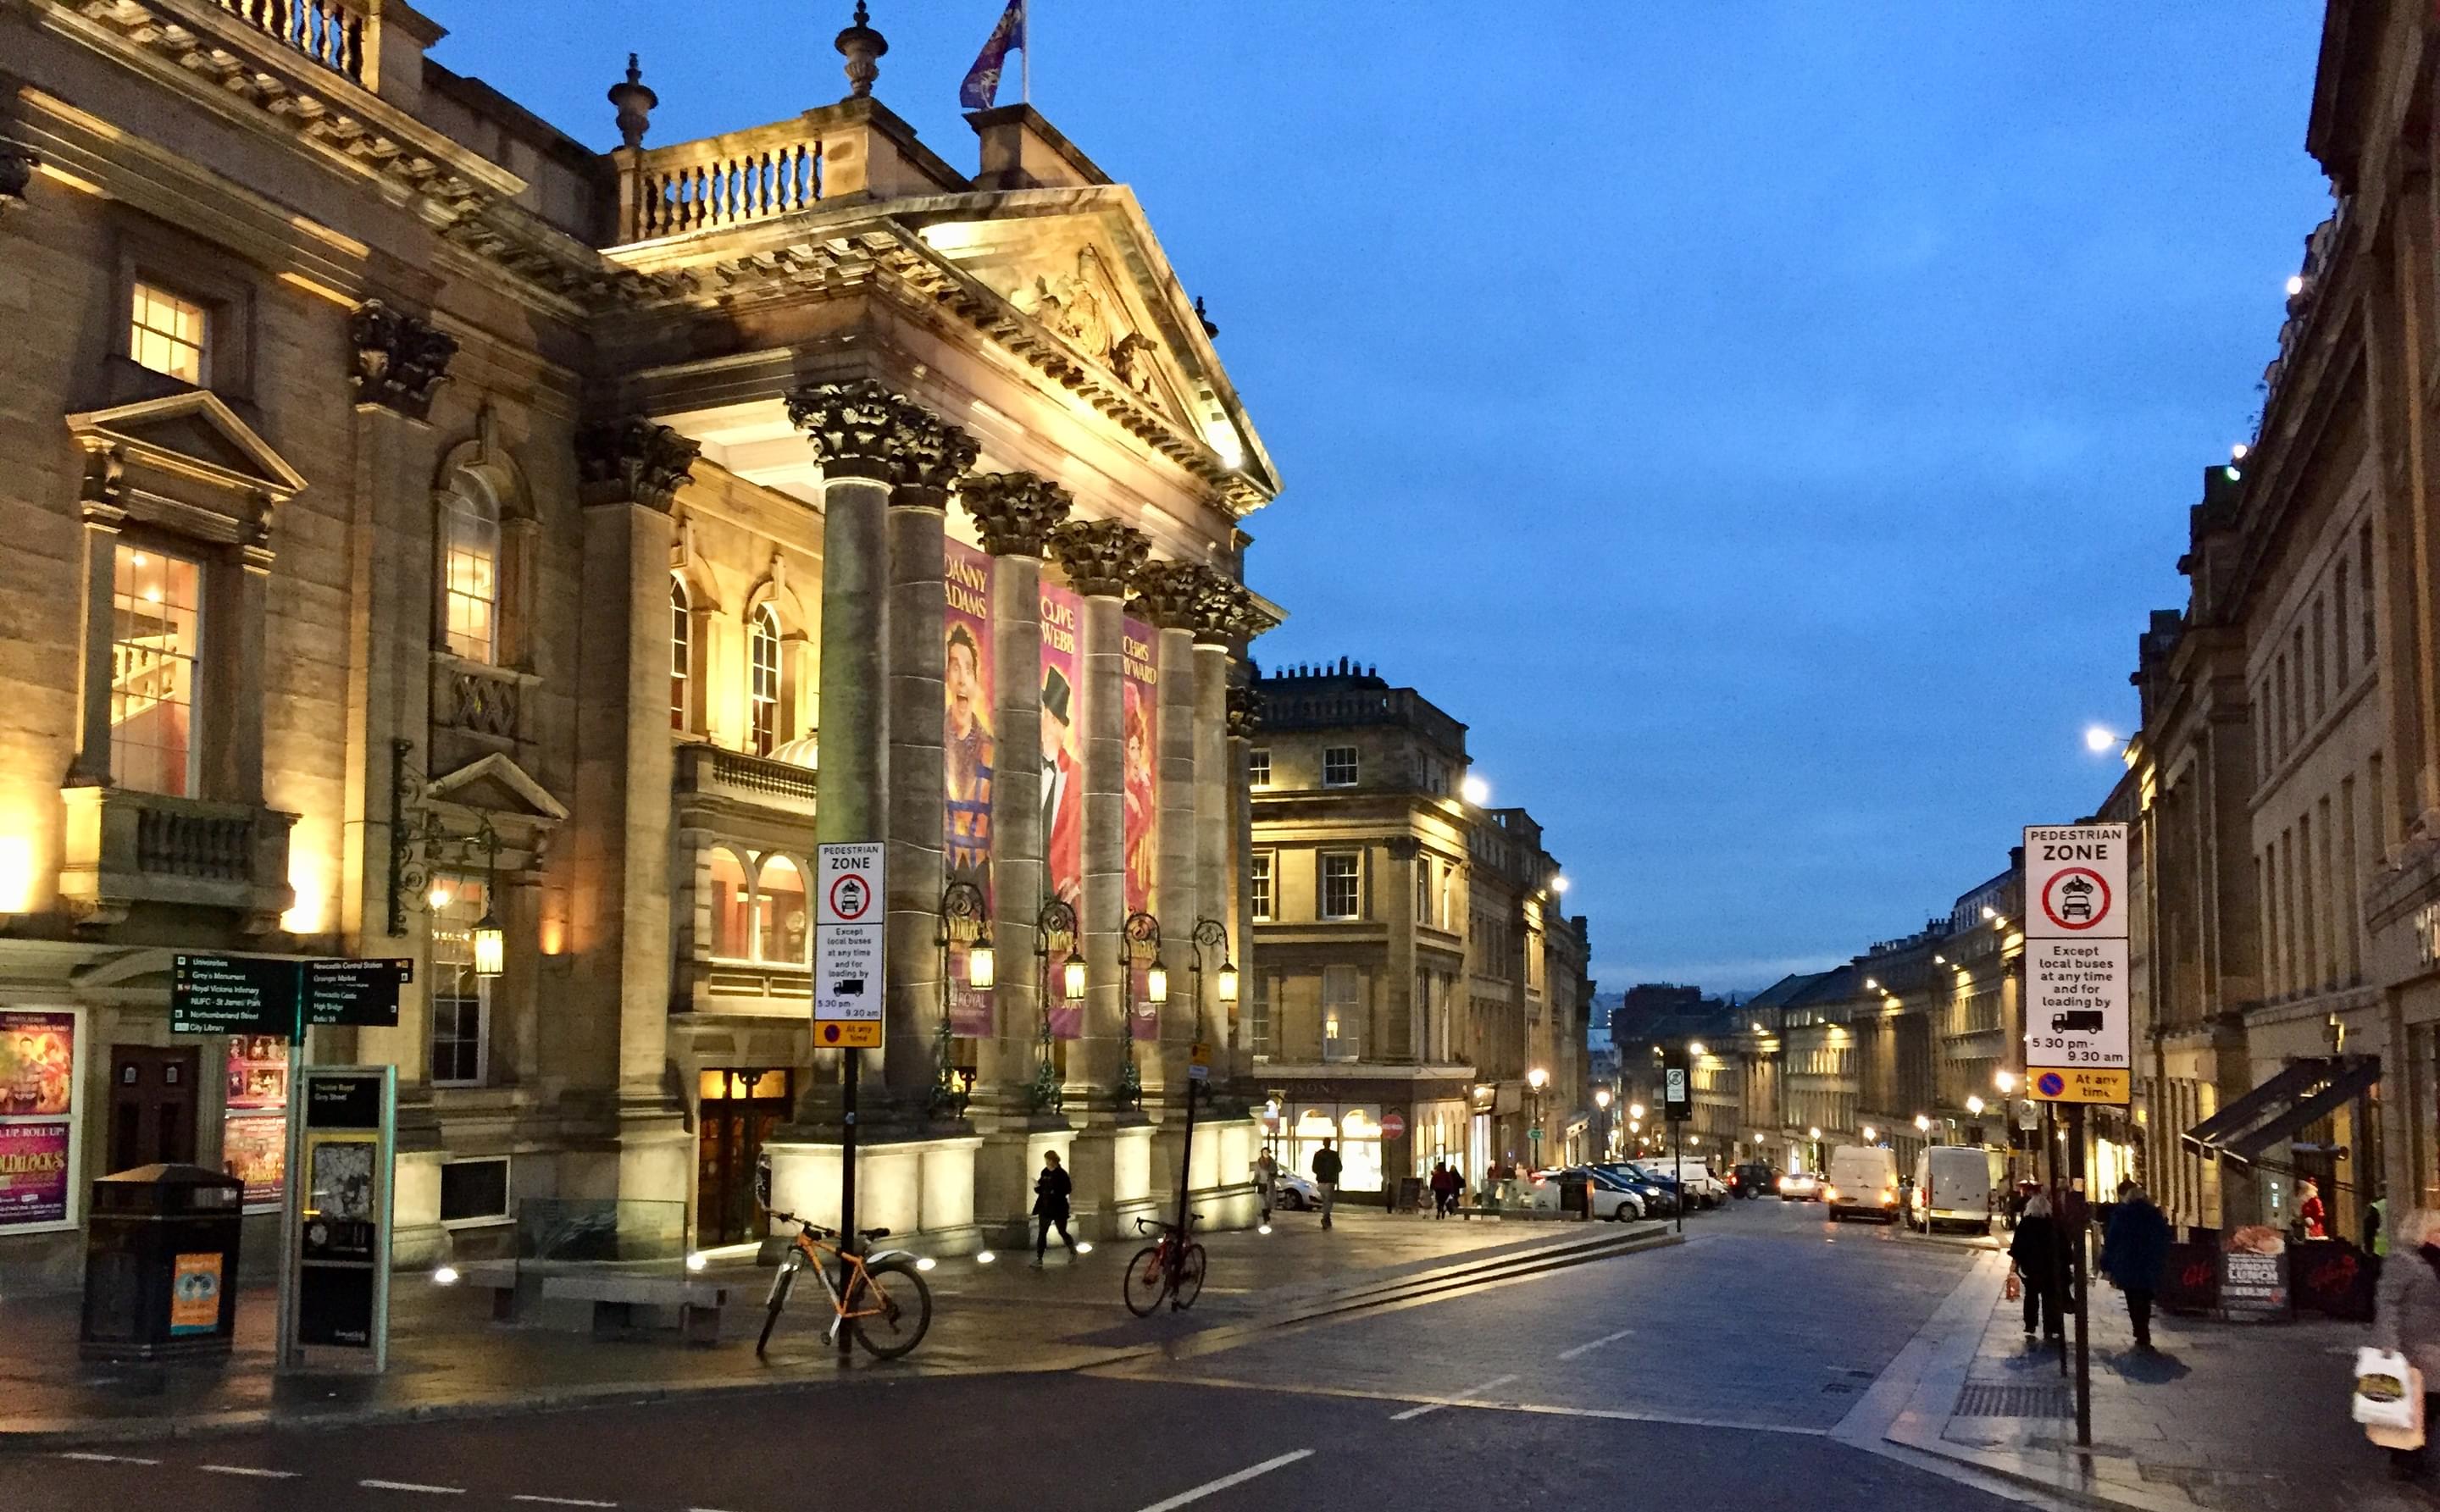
750,607,781,756
130,283,206,384
1248,749,1270,788
755,855,806,964
1250,853,1273,922
670,578,690,731
707,849,751,959
1323,854,1359,918
430,876,489,1086
444,493,500,663
1323,746,1357,787
110,546,201,795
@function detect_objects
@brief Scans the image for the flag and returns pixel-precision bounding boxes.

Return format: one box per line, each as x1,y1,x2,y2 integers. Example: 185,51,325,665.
959,0,1026,110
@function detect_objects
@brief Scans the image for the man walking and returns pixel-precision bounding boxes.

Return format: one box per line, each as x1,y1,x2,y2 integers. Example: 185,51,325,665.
2102,1179,2171,1352
1251,1148,1279,1224
1312,1138,1342,1230
2009,1190,2068,1343
1033,1149,1078,1266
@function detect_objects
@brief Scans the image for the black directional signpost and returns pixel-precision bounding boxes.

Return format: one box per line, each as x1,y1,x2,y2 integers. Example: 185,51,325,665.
1663,1044,1692,1235
172,955,411,1039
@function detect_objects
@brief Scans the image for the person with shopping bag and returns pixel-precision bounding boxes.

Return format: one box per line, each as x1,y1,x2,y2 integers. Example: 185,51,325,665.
2371,1208,2440,1479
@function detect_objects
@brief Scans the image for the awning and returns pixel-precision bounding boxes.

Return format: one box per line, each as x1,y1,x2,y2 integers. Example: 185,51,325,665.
2182,1056,2381,1166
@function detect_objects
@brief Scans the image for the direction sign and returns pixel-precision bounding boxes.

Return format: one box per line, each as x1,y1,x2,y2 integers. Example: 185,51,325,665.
814,842,887,1049
302,960,411,1029
173,954,297,1036
2024,823,2131,1105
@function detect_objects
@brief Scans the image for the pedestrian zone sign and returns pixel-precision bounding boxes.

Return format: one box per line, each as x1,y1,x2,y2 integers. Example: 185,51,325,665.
2024,823,2129,1105
814,843,884,1048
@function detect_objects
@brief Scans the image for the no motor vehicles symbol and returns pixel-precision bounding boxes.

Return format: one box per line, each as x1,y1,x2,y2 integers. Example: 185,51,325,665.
829,872,873,922
2040,867,2110,933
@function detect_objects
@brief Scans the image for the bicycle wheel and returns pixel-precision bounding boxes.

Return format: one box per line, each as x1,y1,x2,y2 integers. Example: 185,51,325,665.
848,1257,934,1360
1123,1243,1167,1316
756,1258,798,1357
1172,1243,1207,1311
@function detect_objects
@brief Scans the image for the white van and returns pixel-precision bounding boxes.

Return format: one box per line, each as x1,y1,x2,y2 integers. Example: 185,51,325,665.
1824,1144,1900,1223
1910,1146,1994,1235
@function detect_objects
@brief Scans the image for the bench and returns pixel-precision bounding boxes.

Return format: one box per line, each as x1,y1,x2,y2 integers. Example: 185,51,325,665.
541,1274,731,1346
451,1259,528,1321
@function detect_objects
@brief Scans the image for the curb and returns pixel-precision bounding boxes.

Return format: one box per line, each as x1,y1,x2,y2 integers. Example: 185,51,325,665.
0,1221,1672,1452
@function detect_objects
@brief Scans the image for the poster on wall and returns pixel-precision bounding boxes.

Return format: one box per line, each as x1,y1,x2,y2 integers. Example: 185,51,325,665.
1123,616,1159,1042
945,539,997,1038
1040,581,1085,1039
225,1035,290,1211
0,1009,77,1232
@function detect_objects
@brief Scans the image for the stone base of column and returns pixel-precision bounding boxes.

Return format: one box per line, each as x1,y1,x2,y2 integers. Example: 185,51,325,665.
971,1116,1085,1249
761,1131,989,1256
1062,1116,1160,1242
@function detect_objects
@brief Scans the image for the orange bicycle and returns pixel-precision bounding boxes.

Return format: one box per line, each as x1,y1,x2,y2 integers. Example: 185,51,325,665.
756,1208,934,1360
1123,1213,1206,1315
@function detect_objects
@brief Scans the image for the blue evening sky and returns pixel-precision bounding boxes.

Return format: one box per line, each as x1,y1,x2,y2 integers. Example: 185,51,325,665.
427,3,2332,994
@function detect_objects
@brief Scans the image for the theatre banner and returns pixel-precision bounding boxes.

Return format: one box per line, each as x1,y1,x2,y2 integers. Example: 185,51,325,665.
946,539,996,1038
0,1009,79,1232
1123,615,1159,1043
1040,581,1085,1038
225,1034,290,1211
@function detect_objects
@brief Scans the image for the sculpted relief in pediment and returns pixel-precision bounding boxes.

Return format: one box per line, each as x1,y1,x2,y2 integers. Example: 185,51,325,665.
1002,246,1176,413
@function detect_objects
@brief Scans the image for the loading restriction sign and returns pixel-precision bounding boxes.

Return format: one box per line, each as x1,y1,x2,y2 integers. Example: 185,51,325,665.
2023,823,2130,1105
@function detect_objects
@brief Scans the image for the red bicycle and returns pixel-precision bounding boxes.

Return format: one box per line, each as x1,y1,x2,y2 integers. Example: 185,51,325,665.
1123,1213,1206,1315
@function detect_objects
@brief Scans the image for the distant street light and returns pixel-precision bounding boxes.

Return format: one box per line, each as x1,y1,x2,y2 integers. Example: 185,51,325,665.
1966,1095,1985,1116
1860,1125,1878,1143
2084,725,2118,753
1594,1088,1612,1110
1628,1104,1645,1122
1461,774,1490,806
1914,1113,1933,1133
1994,1070,2017,1094
1689,1041,1708,1058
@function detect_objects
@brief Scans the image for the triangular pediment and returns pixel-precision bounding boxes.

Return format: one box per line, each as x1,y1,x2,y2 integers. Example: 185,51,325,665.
427,753,569,824
66,391,308,501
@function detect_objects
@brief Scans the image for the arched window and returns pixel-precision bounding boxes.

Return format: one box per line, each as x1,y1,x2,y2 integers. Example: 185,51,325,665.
670,576,691,732
441,480,501,663
749,605,782,756
707,848,751,959
755,855,807,964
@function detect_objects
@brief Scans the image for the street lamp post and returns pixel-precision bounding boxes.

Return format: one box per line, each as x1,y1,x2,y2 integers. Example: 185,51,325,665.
1119,911,1164,1110
1030,898,1085,1113
931,879,990,1120
1526,1066,1549,1170
1182,918,1235,1237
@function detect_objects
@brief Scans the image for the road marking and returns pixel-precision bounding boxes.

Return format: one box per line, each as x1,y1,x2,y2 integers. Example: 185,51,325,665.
56,1452,159,1465
512,1498,617,1508
203,1465,301,1479
359,1480,467,1494
1390,1372,1520,1421
1558,1327,1635,1360
1134,1449,1315,1511
1139,1370,1833,1437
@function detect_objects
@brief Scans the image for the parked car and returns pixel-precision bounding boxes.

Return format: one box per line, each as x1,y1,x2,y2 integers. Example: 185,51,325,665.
1530,1166,1645,1221
1730,1161,1776,1199
1824,1144,1901,1224
1778,1170,1822,1202
1661,1159,1730,1209
1594,1164,1679,1217
1273,1171,1320,1210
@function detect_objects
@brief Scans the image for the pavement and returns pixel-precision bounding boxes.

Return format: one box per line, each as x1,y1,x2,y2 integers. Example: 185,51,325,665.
0,1205,1657,1445
1860,1236,2424,1511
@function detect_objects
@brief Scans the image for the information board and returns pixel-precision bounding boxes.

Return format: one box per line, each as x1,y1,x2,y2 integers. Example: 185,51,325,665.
280,1065,395,1371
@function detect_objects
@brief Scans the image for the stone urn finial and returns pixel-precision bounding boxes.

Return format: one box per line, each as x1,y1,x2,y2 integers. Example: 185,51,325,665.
609,53,657,151
837,3,887,99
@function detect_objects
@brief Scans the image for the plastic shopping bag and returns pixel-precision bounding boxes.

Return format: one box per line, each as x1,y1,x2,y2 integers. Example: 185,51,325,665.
2355,1348,2421,1444
2004,1271,2021,1304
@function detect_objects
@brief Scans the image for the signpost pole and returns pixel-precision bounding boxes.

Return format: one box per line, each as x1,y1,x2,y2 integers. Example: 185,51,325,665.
838,1046,858,1362
2045,1101,2064,1380
1672,1117,1683,1237
2070,1102,2091,1448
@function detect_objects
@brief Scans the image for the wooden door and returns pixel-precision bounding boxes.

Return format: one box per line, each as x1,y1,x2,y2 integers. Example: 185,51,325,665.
107,1045,199,1172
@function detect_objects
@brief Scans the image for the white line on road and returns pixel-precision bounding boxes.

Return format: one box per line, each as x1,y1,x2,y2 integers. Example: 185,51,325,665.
359,1479,467,1494
55,1452,158,1465
1557,1327,1635,1360
1133,1449,1316,1512
1389,1372,1520,1421
203,1465,302,1479
511,1497,617,1508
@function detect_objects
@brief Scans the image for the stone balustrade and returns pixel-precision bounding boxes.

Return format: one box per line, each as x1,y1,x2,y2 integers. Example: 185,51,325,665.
674,741,819,819
433,656,532,746
629,123,824,241
58,786,295,929
207,0,366,82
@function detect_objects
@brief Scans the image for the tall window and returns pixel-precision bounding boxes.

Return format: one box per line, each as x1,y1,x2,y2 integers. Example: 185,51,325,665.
707,848,751,959
430,876,489,1087
670,577,691,732
1250,851,1273,922
1323,745,1358,788
2335,560,2351,673
1321,852,1361,919
1248,974,1272,1060
111,545,201,795
754,855,807,965
749,605,782,756
1414,856,1434,924
1247,748,1271,789
442,485,501,663
130,282,207,384
2361,521,2377,669
1323,966,1360,1061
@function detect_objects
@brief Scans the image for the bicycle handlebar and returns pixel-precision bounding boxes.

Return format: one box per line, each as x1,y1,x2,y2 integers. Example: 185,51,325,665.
1134,1212,1207,1236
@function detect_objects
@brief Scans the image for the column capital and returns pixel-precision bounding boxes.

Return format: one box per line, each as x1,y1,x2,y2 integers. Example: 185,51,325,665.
785,378,976,491
1186,569,1261,645
1047,518,1150,598
576,418,702,511
1226,681,1261,739
1128,559,1206,632
960,470,1073,556
349,300,458,423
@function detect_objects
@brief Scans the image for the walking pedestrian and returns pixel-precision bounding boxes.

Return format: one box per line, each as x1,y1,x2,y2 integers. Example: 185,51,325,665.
1032,1149,1077,1266
2299,1177,2329,1240
1312,1138,1342,1230
2373,1208,2440,1482
1429,1159,1458,1218
2371,1195,2392,1287
1448,1161,1467,1218
2009,1190,2068,1344
2101,1180,2171,1353
1251,1148,1278,1224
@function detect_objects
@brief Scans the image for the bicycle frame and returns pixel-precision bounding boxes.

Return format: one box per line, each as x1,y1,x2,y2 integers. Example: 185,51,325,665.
779,1227,924,1343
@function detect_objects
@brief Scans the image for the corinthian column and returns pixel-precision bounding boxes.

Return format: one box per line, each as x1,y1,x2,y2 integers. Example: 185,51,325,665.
1187,572,1244,1060
960,473,1073,1111
1131,562,1206,1100
1047,519,1150,1109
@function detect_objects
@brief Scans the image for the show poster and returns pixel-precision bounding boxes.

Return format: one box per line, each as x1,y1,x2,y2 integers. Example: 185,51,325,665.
1123,616,1160,1043
0,1010,75,1232
1040,581,1085,1039
946,539,997,1038
225,1035,290,1211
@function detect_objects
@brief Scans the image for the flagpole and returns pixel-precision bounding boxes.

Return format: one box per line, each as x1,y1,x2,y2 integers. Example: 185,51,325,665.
1022,0,1031,104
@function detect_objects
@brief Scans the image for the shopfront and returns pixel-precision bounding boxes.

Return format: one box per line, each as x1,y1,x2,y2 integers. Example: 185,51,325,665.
1288,1103,1384,1194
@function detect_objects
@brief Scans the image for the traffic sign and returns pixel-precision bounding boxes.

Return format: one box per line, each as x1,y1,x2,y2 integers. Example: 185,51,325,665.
2025,824,2126,939
1378,1110,1406,1139
1188,1042,1211,1082
814,842,886,1048
2024,823,2130,1105
1663,1065,1691,1122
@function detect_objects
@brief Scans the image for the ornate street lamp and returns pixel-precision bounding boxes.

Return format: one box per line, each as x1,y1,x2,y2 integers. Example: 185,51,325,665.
1030,897,1084,1113
930,879,990,1119
1119,911,1164,1110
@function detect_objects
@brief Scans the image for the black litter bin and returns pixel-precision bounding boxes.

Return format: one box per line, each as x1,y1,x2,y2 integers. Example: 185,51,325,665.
79,1163,245,1362
1556,1171,1592,1219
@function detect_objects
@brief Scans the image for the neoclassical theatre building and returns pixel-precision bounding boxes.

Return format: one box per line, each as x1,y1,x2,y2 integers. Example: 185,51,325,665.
0,0,1282,1283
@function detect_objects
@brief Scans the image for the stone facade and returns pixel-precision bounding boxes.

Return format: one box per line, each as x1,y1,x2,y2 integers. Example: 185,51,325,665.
0,1,1278,1287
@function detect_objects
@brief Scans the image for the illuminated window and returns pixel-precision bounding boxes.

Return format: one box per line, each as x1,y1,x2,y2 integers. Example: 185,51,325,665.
1248,974,1271,1059
442,485,500,663
749,605,781,756
707,848,751,959
110,545,201,795
670,576,691,732
430,876,490,1086
130,282,207,384
1247,748,1270,789
1321,851,1360,920
1250,851,1272,922
1323,966,1360,1061
754,855,807,965
1323,745,1357,788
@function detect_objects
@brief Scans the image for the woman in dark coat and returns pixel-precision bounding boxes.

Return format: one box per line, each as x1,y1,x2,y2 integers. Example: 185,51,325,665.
1033,1149,1077,1266
2009,1190,2068,1343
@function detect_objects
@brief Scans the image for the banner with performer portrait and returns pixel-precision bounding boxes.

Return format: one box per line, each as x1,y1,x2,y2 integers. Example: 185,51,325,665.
946,539,997,1038
1123,615,1160,1043
1040,581,1085,1038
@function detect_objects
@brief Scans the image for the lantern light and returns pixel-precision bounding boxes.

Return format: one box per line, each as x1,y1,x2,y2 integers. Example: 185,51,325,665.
1062,950,1087,1002
967,939,996,990
1217,961,1239,1005
473,909,505,978
1145,958,1168,1005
